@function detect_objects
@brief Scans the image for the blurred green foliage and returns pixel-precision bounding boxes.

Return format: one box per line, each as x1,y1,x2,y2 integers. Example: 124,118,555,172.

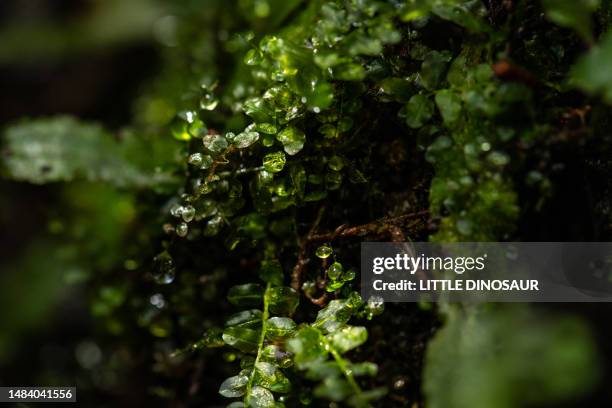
2,0,612,406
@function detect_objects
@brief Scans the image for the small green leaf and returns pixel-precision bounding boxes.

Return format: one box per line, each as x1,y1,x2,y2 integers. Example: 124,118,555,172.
268,287,299,315
435,90,462,124
228,284,264,307
234,131,260,148
263,151,287,173
219,374,249,398
405,94,434,128
327,326,367,353
203,134,229,154
276,127,306,155
287,326,328,368
266,317,297,339
249,386,274,408
314,299,354,333
222,326,261,353
226,309,262,329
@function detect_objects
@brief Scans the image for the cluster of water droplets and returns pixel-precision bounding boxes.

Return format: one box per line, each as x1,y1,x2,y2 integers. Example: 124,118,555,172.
168,203,196,238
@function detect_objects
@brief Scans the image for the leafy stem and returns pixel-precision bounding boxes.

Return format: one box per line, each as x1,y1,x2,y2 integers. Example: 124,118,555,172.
245,282,271,404
320,331,362,397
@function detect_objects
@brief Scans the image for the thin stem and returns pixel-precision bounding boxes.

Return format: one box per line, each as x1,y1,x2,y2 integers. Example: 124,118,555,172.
320,334,362,397
245,283,271,404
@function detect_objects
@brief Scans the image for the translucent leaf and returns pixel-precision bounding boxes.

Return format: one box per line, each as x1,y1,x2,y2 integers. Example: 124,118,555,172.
252,362,291,393
222,326,261,353
542,0,599,42
266,317,297,339
268,287,299,315
203,134,229,154
234,131,260,148
262,151,287,173
405,94,434,129
2,116,177,187
249,386,274,408
327,326,367,353
287,326,327,368
313,299,354,333
228,284,264,307
261,344,293,368
219,374,249,398
254,123,278,134
226,309,263,329
276,127,306,155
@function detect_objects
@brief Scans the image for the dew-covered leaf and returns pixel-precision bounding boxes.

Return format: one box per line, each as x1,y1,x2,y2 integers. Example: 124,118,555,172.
219,374,249,398
2,116,177,187
266,317,297,339
276,127,306,155
249,385,275,408
233,131,260,148
313,299,355,333
262,151,286,173
287,326,327,368
222,326,261,353
226,309,263,329
327,325,367,353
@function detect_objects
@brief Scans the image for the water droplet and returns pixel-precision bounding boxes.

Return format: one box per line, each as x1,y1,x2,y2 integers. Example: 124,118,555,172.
315,245,333,259
181,205,196,222
327,262,343,280
188,153,203,166
176,222,189,237
152,252,176,284
170,203,183,218
162,223,174,234
150,293,166,309
200,93,219,110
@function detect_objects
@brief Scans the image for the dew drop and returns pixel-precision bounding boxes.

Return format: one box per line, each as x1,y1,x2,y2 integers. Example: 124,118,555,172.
188,153,203,166
327,262,343,280
181,205,196,222
315,245,333,259
200,93,219,111
176,222,189,237
152,252,176,285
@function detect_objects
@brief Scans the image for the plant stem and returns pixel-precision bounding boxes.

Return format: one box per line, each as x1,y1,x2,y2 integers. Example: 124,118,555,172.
320,334,362,397
245,282,271,404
